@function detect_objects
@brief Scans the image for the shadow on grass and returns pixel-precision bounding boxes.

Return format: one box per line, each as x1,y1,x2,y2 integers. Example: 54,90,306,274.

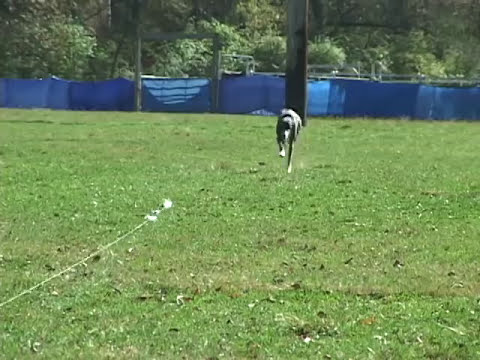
0,119,87,126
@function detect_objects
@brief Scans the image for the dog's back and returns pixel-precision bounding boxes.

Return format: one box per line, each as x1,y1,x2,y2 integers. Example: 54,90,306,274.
278,108,302,141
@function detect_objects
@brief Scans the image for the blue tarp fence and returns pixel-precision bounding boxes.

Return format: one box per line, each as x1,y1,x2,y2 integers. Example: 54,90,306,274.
1,75,479,120
0,77,134,111
142,78,211,113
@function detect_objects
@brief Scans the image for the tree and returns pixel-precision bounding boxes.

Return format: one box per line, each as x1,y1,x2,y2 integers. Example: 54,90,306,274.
1,0,480,79
0,1,96,79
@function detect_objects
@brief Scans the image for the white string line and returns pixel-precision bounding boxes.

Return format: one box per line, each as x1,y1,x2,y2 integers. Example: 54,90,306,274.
0,202,172,309
0,221,147,309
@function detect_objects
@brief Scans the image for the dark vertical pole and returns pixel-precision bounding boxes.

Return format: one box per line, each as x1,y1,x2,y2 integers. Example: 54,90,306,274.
286,0,308,126
134,31,142,111
211,36,222,113
133,0,142,112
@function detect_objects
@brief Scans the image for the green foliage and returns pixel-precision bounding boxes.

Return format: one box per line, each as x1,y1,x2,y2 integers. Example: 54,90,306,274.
144,39,212,77
1,0,480,79
197,19,253,73
197,19,251,54
333,30,393,73
44,21,97,79
232,0,285,36
0,14,95,79
390,31,447,77
308,37,346,66
253,34,286,72
442,39,480,77
140,19,255,77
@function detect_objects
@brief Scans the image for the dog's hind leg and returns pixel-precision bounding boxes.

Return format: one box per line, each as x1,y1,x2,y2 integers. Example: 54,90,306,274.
287,139,295,173
277,140,286,157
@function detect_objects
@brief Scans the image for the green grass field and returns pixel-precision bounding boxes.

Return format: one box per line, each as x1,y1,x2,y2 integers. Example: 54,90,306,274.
1,109,480,359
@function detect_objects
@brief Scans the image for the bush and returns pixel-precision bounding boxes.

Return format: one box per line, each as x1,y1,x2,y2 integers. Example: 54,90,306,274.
253,34,286,72
44,21,96,79
308,37,346,66
390,31,446,77
0,16,95,79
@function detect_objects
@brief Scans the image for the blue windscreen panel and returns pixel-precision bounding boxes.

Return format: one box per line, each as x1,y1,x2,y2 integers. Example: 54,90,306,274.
0,75,479,120
0,79,5,107
219,75,285,115
415,85,437,120
261,75,285,115
325,79,346,116
416,85,480,120
330,79,420,118
307,80,330,116
1,77,71,110
69,78,134,111
2,78,51,108
46,77,70,110
142,78,211,113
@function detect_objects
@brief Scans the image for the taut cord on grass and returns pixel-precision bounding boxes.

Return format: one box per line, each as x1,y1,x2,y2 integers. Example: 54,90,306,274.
0,199,173,309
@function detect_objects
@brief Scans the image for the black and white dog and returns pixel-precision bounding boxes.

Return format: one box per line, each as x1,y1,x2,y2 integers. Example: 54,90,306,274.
276,108,303,172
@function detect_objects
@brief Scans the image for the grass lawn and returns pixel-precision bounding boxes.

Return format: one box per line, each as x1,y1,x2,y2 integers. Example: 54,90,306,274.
1,109,480,359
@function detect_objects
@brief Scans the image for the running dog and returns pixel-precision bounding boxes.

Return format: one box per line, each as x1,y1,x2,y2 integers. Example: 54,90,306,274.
276,108,303,173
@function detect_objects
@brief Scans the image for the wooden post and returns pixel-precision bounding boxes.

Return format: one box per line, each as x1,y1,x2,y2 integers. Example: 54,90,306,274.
134,0,142,112
134,30,142,112
211,36,222,112
286,0,308,126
